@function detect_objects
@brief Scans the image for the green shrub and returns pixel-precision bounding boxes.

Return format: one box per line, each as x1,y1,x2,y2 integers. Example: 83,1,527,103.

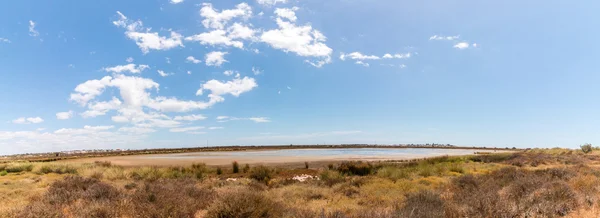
397,190,445,218
320,170,345,186
0,170,7,176
418,164,434,177
191,163,207,179
0,164,6,171
337,161,373,176
377,166,409,181
250,165,272,184
581,143,593,154
232,161,239,173
6,164,33,173
448,163,464,174
216,167,223,175
37,165,78,175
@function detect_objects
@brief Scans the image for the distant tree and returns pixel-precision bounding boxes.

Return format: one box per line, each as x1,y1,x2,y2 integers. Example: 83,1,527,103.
581,143,593,154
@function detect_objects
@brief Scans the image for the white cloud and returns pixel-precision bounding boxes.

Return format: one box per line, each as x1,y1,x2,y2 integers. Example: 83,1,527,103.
227,23,256,40
169,126,205,132
205,51,228,66
187,71,192,75
339,52,380,61
188,131,206,135
200,3,252,30
104,64,150,74
197,76,257,99
355,61,369,67
170,0,184,4
0,38,11,43
165,57,171,64
429,35,459,40
274,7,298,22
249,117,270,123
113,11,184,54
12,117,44,124
261,17,332,67
454,42,470,49
185,29,244,48
126,57,134,63
82,97,122,118
382,53,411,59
56,111,74,120
28,20,39,37
208,127,224,130
223,70,235,76
173,114,207,121
186,56,201,64
252,67,262,75
472,43,478,48
216,116,229,120
119,126,156,134
54,125,115,135
69,76,113,106
157,70,173,77
257,0,287,6
287,86,291,90
399,64,407,68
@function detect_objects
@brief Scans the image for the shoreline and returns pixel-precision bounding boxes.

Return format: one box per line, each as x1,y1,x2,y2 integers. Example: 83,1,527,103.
59,148,512,167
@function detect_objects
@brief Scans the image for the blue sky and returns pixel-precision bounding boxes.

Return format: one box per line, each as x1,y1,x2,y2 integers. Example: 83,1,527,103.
1,0,599,155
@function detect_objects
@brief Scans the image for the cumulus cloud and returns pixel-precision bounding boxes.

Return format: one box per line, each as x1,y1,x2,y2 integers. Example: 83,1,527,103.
274,7,298,22
205,51,228,66
170,0,184,4
454,42,470,49
113,11,184,54
196,76,258,100
0,38,11,43
261,14,332,67
355,61,369,67
185,23,255,49
28,20,39,37
69,76,113,106
208,127,224,130
81,97,122,118
429,35,459,40
249,117,270,123
56,111,74,120
126,57,134,63
199,3,252,30
104,64,150,74
223,70,236,76
257,0,287,6
119,126,156,134
12,117,44,124
186,56,201,64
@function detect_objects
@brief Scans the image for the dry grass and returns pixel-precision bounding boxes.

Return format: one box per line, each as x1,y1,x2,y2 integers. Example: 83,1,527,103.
2,151,600,217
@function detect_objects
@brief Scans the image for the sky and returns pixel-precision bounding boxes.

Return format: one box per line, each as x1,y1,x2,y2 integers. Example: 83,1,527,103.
0,0,599,155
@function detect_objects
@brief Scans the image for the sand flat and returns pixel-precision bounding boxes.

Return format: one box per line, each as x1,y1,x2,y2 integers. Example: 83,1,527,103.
61,148,506,166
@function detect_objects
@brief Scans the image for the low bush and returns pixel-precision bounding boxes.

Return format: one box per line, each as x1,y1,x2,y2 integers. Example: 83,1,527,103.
320,170,345,186
216,167,223,175
242,163,250,173
396,190,445,218
581,143,593,154
250,165,272,184
94,161,112,167
5,163,33,173
232,161,239,173
304,161,309,169
0,170,7,176
206,187,283,218
337,161,374,176
36,164,78,175
377,166,409,181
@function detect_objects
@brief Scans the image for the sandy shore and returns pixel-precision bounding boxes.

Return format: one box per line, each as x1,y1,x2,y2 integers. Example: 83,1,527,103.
61,148,508,167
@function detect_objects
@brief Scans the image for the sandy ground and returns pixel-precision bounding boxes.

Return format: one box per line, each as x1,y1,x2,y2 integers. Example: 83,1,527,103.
61,148,507,167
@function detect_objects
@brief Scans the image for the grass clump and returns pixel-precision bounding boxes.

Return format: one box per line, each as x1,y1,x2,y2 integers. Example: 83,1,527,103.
36,164,78,175
397,190,445,218
93,161,112,167
232,161,239,173
304,161,309,169
377,166,409,181
250,165,273,184
216,167,223,175
5,163,34,173
242,164,250,173
0,170,7,176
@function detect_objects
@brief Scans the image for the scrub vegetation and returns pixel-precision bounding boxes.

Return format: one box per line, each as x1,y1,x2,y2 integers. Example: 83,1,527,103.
1,148,600,217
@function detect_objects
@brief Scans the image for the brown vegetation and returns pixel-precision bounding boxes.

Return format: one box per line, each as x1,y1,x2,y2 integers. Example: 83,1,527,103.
2,149,600,217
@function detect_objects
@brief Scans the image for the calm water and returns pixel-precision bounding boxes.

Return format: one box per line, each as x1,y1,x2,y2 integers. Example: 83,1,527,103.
139,148,486,160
